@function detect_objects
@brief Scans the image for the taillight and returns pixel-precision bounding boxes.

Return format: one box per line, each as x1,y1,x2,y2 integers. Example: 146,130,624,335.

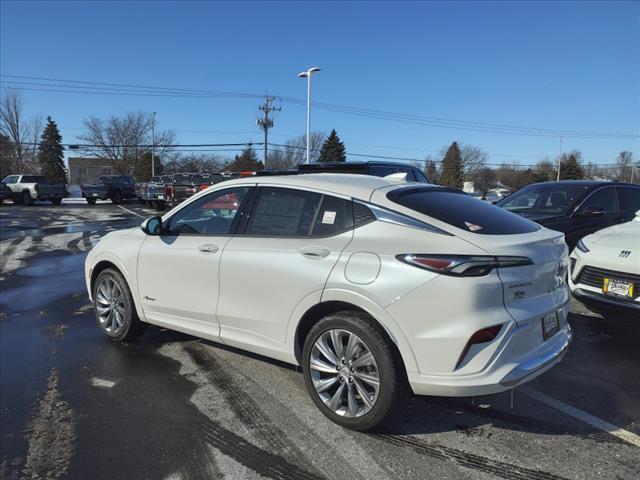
456,324,503,369
199,184,208,191
396,254,532,277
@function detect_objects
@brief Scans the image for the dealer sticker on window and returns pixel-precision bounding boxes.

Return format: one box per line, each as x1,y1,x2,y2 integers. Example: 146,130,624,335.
322,211,336,224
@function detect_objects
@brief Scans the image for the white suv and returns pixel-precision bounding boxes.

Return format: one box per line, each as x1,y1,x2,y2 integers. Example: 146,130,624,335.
85,174,572,430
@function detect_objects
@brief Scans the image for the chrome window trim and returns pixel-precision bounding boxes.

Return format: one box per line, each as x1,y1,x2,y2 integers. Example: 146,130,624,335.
355,201,452,236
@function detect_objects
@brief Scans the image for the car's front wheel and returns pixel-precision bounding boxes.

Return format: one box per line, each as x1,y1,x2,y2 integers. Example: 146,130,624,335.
302,311,404,431
93,268,148,342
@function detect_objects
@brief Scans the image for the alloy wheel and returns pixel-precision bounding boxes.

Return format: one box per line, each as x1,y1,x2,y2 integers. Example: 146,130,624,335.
95,276,126,334
309,329,380,418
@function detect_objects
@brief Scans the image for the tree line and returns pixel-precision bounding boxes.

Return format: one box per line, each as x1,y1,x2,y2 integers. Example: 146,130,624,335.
431,141,637,197
2,90,636,187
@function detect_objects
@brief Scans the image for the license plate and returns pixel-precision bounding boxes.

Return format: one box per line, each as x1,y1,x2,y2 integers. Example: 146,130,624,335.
157,195,164,200
91,193,98,197
542,312,560,341
603,277,634,298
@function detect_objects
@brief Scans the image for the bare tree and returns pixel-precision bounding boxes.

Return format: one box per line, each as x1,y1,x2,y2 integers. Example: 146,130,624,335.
534,158,555,182
614,151,634,182
267,132,326,168
460,145,488,178
0,90,43,173
473,167,497,199
79,111,174,176
174,153,226,173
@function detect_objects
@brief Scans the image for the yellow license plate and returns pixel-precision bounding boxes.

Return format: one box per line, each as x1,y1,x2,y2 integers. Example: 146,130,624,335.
603,277,634,298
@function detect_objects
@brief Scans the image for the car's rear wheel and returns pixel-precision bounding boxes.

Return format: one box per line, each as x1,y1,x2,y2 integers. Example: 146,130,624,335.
302,311,404,431
51,198,62,206
86,197,96,205
93,268,147,342
111,191,123,204
22,191,33,206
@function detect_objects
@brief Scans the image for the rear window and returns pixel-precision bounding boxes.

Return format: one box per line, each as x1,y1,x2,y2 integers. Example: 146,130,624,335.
22,175,47,183
388,188,540,235
618,187,640,216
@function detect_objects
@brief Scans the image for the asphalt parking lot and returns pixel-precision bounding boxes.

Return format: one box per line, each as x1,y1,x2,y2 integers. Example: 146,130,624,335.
1,201,638,480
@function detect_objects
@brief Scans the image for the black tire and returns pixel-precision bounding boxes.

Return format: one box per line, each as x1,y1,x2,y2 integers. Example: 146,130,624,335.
86,197,97,205
92,268,148,342
301,311,405,431
22,191,33,206
111,190,123,204
51,197,62,206
154,201,165,211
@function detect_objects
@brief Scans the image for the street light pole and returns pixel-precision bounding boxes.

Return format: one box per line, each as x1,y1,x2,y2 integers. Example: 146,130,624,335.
298,67,321,164
151,112,156,178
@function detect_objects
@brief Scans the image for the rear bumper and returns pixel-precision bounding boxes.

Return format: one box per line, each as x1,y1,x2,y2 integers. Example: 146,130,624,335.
407,321,572,397
82,192,109,200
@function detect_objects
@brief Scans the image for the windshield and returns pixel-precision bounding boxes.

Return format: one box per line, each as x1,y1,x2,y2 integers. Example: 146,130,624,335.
389,188,540,235
173,174,188,184
497,184,589,216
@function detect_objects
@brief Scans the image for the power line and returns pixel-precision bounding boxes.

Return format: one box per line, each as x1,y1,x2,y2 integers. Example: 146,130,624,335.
2,74,637,139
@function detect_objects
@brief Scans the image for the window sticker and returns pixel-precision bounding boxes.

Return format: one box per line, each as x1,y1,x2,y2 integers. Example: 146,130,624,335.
322,211,337,224
464,221,483,232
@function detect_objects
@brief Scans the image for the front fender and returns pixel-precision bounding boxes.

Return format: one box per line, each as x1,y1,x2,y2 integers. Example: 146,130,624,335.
86,249,146,322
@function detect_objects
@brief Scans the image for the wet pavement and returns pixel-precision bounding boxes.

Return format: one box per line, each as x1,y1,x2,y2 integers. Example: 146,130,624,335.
1,201,638,480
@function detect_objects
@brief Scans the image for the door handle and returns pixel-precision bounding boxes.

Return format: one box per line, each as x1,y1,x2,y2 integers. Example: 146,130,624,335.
299,246,331,259
198,244,219,254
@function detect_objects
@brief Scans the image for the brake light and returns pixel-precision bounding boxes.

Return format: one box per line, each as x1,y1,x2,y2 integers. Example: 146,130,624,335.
456,324,503,369
397,254,532,277
199,183,208,191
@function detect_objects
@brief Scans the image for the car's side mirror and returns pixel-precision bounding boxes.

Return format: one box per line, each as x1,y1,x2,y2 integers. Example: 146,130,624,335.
576,206,605,218
141,216,163,235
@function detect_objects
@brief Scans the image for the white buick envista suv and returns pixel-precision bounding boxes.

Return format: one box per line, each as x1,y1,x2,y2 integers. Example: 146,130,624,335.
85,174,572,430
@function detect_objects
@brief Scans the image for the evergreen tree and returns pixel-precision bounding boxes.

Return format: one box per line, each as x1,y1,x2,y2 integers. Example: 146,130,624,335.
37,117,66,182
559,152,584,180
318,129,346,163
425,159,438,183
439,142,464,189
133,152,165,181
226,145,264,171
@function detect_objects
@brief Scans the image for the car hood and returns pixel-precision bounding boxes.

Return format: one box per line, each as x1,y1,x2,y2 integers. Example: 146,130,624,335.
588,220,640,248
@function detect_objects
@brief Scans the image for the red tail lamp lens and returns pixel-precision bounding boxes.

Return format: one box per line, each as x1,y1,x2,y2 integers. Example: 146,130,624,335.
411,257,455,271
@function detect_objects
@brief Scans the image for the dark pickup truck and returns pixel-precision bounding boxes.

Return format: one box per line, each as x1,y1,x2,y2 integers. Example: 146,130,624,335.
81,175,137,205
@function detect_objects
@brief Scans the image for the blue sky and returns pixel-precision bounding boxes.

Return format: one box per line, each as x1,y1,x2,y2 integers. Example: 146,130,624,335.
1,0,638,166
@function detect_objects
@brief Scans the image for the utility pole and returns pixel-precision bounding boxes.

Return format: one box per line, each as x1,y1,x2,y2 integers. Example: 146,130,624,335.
257,95,280,169
151,112,156,178
556,135,563,181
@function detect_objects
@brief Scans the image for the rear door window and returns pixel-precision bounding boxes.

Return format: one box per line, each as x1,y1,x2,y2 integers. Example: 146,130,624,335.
311,195,354,237
617,187,640,216
245,187,322,237
388,188,540,234
577,187,617,214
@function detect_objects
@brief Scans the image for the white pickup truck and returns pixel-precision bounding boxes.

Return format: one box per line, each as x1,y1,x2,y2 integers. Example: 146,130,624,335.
2,174,67,206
